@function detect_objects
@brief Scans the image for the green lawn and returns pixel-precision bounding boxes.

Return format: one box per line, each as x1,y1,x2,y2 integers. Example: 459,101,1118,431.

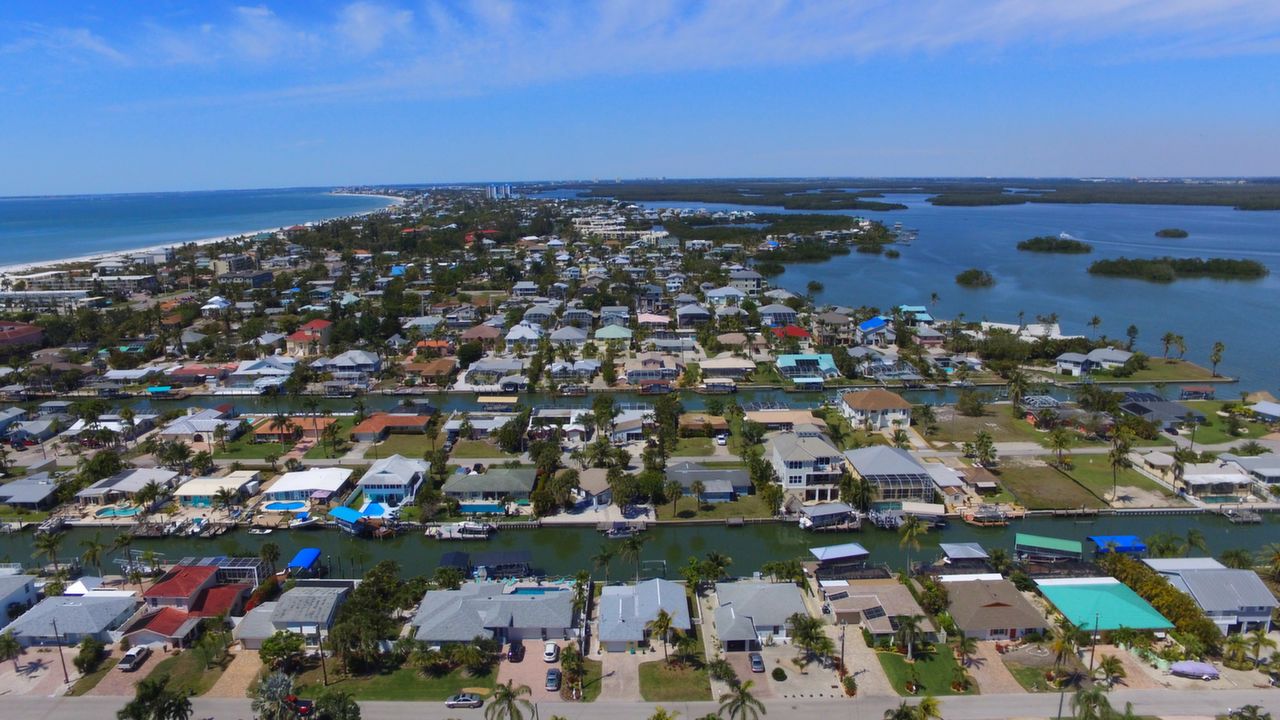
0,504,50,523
433,431,517,460
1004,661,1055,693
578,659,604,702
296,665,496,701
996,463,1106,510
213,437,292,461
1063,454,1178,501
672,437,715,457
655,493,772,520
370,433,437,458
929,409,1056,445
749,363,785,385
150,649,229,696
1107,358,1216,382
812,408,891,450
304,417,357,460
876,646,975,697
1181,401,1271,446
638,659,711,702
67,658,118,696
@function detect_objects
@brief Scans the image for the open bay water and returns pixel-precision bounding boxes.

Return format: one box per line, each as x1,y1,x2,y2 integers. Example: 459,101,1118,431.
0,187,396,267
611,192,1280,391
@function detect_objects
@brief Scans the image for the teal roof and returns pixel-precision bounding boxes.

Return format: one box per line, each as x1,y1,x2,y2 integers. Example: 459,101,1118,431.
776,354,837,372
1015,533,1082,555
1037,579,1173,631
594,325,633,340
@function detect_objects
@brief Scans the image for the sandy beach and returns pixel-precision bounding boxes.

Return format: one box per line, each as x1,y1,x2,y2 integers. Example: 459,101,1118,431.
0,192,405,276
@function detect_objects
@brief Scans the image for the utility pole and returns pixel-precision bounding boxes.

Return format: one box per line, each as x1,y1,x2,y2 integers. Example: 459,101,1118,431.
318,635,329,686
51,619,69,684
1088,612,1100,675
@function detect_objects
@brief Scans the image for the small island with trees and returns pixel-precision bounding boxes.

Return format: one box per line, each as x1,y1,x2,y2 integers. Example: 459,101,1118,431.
1155,228,1189,238
955,268,995,287
1088,256,1269,283
1016,235,1093,253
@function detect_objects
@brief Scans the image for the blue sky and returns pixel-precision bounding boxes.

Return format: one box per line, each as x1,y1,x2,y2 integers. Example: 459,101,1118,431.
3,1,1280,195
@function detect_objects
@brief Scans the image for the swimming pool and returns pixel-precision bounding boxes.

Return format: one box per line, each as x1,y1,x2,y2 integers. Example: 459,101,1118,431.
460,503,505,514
511,587,565,596
265,501,307,512
94,506,141,518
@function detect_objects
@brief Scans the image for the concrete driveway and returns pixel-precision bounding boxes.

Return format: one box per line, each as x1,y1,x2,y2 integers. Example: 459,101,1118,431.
597,651,645,702
0,646,79,696
88,645,162,696
497,640,565,703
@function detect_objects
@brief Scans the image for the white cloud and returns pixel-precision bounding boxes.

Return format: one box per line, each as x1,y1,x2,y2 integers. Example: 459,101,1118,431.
1,24,129,65
336,2,413,55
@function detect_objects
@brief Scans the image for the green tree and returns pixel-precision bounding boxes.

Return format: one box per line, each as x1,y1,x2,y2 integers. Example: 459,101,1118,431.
33,531,63,574
1070,686,1111,720
898,514,926,573
259,630,305,671
0,630,20,671
592,543,617,587
1107,431,1133,502
251,671,296,720
485,680,534,720
116,673,193,720
1209,341,1225,377
648,608,675,663
717,679,765,720
1095,654,1126,687
259,542,281,576
315,688,362,720
893,614,926,662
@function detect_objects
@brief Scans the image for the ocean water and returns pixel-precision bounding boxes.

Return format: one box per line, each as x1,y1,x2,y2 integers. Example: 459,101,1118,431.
614,193,1280,389
0,187,396,266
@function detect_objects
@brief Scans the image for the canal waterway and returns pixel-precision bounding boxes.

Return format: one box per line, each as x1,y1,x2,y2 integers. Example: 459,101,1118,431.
10,514,1274,580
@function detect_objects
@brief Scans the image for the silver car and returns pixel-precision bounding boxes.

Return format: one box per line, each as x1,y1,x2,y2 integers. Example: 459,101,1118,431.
445,693,483,709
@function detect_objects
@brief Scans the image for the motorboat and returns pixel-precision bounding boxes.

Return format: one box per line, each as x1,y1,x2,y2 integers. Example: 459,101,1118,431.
247,527,274,536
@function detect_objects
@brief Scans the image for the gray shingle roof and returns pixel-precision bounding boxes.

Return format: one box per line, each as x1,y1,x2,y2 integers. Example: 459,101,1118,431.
2,595,136,638
411,583,574,643
1175,569,1277,614
598,579,691,643
272,586,347,625
442,468,537,495
713,581,807,640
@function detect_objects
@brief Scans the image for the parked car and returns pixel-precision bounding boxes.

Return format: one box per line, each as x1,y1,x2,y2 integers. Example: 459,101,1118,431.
715,433,728,446
543,642,559,663
445,694,484,709
506,643,525,662
749,652,765,673
545,668,562,692
118,645,151,672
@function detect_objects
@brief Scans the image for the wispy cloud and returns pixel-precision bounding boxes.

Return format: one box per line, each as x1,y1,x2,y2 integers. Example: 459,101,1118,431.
1,23,130,65
9,0,1280,107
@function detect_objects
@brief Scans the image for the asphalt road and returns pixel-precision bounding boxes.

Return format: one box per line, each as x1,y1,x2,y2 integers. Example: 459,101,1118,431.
8,688,1280,720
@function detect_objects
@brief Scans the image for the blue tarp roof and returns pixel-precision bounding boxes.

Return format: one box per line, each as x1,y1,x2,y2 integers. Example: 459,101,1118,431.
1087,535,1148,554
287,548,321,570
328,506,363,524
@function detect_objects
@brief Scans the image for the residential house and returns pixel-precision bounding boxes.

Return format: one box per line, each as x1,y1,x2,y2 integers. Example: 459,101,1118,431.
262,468,353,502
549,325,588,348
174,470,261,508
0,574,39,618
442,467,538,502
1219,453,1280,485
713,581,808,651
766,430,844,502
666,462,750,503
676,303,711,328
463,357,525,386
946,579,1049,641
812,312,853,346
511,280,539,298
234,584,351,649
598,579,692,653
728,269,765,298
505,322,544,352
775,354,840,390
358,455,428,506
1177,461,1255,498
1119,393,1205,433
625,353,684,385
226,356,297,391
286,319,333,356
821,577,937,642
1055,348,1134,377
0,473,59,510
156,407,245,451
845,446,935,503
251,416,336,443
1,595,138,647
349,413,430,442
594,324,633,344
312,350,382,381
442,411,517,440
758,304,798,327
838,389,912,430
1143,558,1277,634
699,354,756,380
705,286,746,308
75,468,178,506
855,317,895,347
143,564,250,617
522,304,556,327
410,582,577,645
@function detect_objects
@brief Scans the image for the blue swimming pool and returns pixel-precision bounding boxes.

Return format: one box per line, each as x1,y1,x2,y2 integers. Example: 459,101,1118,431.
511,588,565,596
265,501,307,512
460,503,504,514
95,506,141,518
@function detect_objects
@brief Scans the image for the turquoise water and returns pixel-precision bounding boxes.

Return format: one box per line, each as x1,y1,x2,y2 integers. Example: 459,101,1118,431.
94,506,140,518
461,503,505,514
265,501,307,512
0,188,395,265
511,587,565,596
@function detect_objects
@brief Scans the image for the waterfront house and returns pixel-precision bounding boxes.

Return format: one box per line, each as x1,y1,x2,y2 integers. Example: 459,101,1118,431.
234,584,351,650
775,354,840,390
625,353,683,385
945,579,1049,641
286,319,333,356
1035,578,1172,632
809,542,870,578
855,317,895,347
120,607,202,648
403,357,458,386
705,286,746,307
1014,533,1084,563
598,579,692,653
311,349,381,380
460,323,502,349
505,322,544,352
549,325,588,348
1143,558,1276,634
1247,401,1280,423
1118,393,1204,433
410,582,577,645
728,269,765,297
358,455,427,506
442,467,537,502
1,595,139,647
143,564,250,617
0,472,59,510
463,357,526,386
676,303,711,328
1218,452,1280,485
713,580,808,651
76,468,178,506
174,470,261,508
767,430,844,502
699,354,756,380
1054,348,1133,377
0,574,38,618
844,446,935,503
156,407,245,451
262,467,353,502
349,413,430,442
1177,461,1254,498
820,577,937,642
665,461,750,502
758,304,798,327
594,324,633,344
251,416,336,443
838,389,912,430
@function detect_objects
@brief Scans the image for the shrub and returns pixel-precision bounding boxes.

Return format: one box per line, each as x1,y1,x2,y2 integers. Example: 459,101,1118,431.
73,637,105,674
772,667,787,682
843,675,857,695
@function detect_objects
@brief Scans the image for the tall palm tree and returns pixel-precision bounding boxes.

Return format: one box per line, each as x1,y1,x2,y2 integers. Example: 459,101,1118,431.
1048,427,1074,467
259,542,281,577
952,631,978,668
894,614,926,662
1223,633,1249,666
619,534,650,583
212,487,238,515
648,609,674,662
251,671,296,720
1095,654,1126,687
80,534,108,577
898,514,926,574
690,479,706,508
1247,628,1277,666
0,630,21,671
1107,432,1133,502
1070,686,1112,720
592,544,617,587
484,680,533,720
664,480,684,517
717,679,765,720
33,532,63,573
1050,622,1078,682
1184,528,1207,556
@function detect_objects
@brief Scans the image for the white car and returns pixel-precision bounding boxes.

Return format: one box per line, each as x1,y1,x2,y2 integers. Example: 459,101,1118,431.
543,642,559,663
715,433,728,446
119,645,151,672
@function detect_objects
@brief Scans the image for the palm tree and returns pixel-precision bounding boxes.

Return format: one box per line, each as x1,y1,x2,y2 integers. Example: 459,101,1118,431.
690,479,706,508
1070,686,1112,720
1210,341,1225,377
485,680,533,720
1048,427,1074,467
915,696,942,720
1247,628,1277,666
1088,315,1101,338
1224,633,1250,666
33,531,63,573
619,534,650,583
988,548,1011,574
664,480,684,517
592,544,617,587
952,631,978,668
894,614,926,662
648,609,674,662
80,534,108,577
717,679,765,720
1006,369,1029,407
0,630,21,671
251,671,296,720
1107,432,1133,502
1050,622,1078,682
259,542,280,576
212,487,238,516
898,514,926,573
1183,528,1207,556
1260,543,1280,582
1095,654,1126,687
268,412,295,443
883,702,917,720
212,423,228,452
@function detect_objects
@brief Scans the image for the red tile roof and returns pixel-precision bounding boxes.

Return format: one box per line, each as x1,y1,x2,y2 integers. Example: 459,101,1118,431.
144,565,217,601
189,584,251,617
770,325,811,339
126,607,192,638
299,319,333,330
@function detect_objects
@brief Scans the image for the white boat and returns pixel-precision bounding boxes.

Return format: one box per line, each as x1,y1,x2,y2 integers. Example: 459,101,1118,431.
289,515,322,530
247,528,274,536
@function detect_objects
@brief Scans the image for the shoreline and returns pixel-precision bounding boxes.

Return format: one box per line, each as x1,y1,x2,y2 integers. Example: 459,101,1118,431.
0,192,405,276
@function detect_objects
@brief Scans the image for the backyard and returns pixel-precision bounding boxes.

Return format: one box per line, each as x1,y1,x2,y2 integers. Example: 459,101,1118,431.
1062,454,1180,504
213,435,292,461
1180,401,1271,446
303,417,357,460
995,461,1106,510
654,493,772,521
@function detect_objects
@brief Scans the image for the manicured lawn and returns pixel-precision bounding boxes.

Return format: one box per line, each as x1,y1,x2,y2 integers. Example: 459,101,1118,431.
638,659,711,702
996,463,1105,510
296,665,496,701
750,363,785,385
150,649,229,696
1064,454,1178,501
876,646,975,697
929,409,1054,445
1180,401,1271,446
371,433,437,458
0,505,50,523
304,417,357,460
655,493,772,520
214,437,292,461
813,408,891,450
434,431,517,460
1004,661,1055,693
67,658,117,696
578,658,604,702
1108,358,1215,382
673,437,715,456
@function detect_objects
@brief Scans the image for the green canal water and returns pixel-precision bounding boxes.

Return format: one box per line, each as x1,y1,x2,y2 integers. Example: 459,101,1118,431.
8,514,1275,579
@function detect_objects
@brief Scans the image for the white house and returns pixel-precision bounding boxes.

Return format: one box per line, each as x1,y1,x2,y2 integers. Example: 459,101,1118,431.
838,389,912,430
263,467,353,502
